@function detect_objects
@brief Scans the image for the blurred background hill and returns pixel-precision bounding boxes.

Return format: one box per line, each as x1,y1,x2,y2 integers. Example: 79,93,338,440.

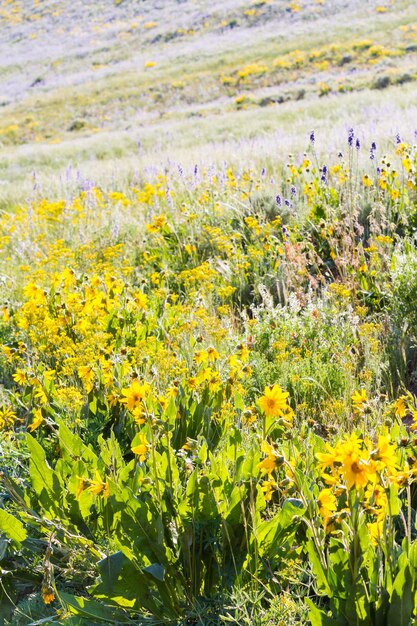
0,0,416,204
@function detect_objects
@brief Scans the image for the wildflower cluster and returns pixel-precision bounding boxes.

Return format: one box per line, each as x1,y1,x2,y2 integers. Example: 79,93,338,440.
1,135,417,624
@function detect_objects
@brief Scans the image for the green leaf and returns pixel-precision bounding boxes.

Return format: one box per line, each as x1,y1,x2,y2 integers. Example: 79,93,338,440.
387,563,413,626
94,553,175,616
198,440,208,464
89,394,97,416
0,509,26,547
58,420,96,464
306,598,343,625
143,563,165,581
26,433,60,515
97,551,124,589
345,584,370,624
408,541,417,577
234,392,245,411
306,538,332,597
327,545,349,593
0,575,16,622
388,482,400,517
60,592,130,623
164,395,177,421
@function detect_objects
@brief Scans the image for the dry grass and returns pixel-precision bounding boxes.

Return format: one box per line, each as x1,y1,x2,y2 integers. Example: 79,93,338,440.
0,0,416,206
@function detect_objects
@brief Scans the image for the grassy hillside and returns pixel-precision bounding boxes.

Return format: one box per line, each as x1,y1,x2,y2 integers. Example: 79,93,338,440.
1,0,416,203
1,1,417,625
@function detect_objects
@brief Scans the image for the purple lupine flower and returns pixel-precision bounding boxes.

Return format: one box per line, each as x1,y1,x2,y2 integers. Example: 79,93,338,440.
275,194,282,206
355,138,360,151
82,179,94,191
166,187,174,210
348,128,354,147
194,164,198,176
284,199,291,207
310,130,315,144
396,133,401,144
261,167,266,177
370,142,376,160
291,186,296,196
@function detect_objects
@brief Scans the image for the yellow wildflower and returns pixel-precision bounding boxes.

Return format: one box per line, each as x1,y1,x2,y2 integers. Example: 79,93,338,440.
87,472,108,496
0,406,17,429
131,432,149,462
352,389,367,414
12,369,27,385
394,397,407,419
258,440,283,476
28,408,44,432
41,584,55,605
78,365,94,393
261,479,277,502
121,380,150,411
372,435,398,477
318,488,337,530
258,384,290,417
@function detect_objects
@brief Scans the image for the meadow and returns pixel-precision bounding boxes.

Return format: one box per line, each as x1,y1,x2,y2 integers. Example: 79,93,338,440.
1,0,417,624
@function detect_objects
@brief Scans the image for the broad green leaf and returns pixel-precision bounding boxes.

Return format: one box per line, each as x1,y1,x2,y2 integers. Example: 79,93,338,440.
98,432,123,470
306,598,343,625
198,440,208,464
0,575,16,622
97,551,124,589
345,584,370,624
387,563,413,626
143,563,165,581
58,420,96,464
408,541,417,577
60,592,130,623
306,538,332,597
388,482,400,517
94,553,176,617
89,394,97,416
327,545,349,594
225,484,246,525
164,395,177,421
234,392,245,411
0,509,26,547
26,433,61,515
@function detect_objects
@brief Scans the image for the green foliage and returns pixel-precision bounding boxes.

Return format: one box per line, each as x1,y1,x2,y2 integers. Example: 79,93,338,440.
1,134,417,625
